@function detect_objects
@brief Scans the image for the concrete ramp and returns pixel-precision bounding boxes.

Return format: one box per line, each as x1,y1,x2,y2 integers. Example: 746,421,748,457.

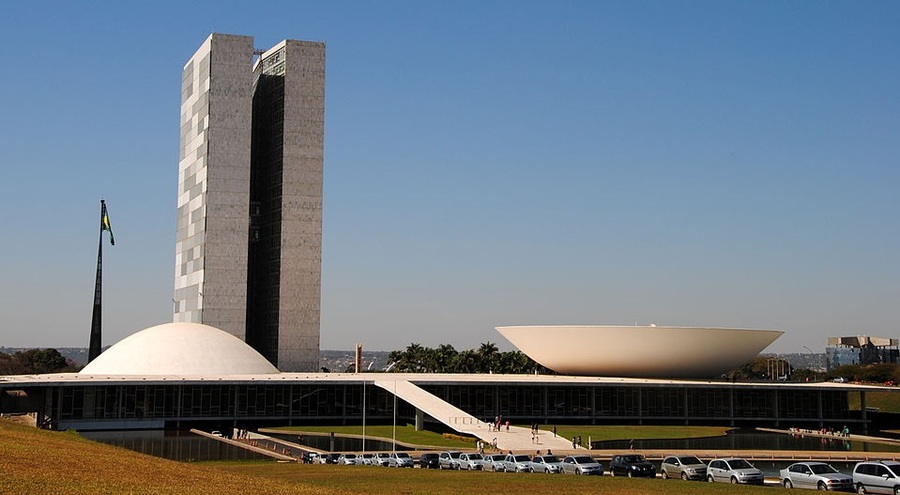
373,379,576,452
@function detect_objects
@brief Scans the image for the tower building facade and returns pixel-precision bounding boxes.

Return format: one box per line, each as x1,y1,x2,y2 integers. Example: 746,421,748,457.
174,33,324,371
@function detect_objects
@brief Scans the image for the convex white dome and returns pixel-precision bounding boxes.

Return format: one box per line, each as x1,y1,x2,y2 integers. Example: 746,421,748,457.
80,322,280,375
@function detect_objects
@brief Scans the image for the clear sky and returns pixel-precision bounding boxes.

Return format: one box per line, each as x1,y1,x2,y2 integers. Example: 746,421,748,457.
1,1,897,355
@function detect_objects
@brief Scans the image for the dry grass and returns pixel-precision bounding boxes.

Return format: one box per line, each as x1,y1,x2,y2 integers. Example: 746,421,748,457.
0,420,324,495
209,462,773,495
0,419,771,495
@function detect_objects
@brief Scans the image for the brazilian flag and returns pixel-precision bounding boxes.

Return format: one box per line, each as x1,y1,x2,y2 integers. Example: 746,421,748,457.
101,201,115,246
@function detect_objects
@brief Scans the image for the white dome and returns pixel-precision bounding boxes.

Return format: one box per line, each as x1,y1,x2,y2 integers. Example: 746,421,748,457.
80,322,280,375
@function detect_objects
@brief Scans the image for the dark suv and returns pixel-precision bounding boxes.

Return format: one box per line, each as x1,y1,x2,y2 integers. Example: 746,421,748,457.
419,453,440,469
609,454,657,478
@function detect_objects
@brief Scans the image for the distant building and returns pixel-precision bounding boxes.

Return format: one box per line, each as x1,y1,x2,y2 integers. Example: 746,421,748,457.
826,336,899,371
174,34,325,371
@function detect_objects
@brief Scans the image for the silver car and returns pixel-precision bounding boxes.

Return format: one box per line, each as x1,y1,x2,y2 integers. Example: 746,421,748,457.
780,462,852,491
707,458,763,485
438,451,462,470
388,452,414,467
529,455,563,473
561,455,604,475
458,452,490,470
337,453,358,465
485,453,507,472
502,454,533,473
660,455,707,481
374,452,391,466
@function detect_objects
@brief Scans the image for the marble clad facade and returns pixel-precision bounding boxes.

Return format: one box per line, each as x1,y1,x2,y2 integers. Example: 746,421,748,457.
174,34,324,371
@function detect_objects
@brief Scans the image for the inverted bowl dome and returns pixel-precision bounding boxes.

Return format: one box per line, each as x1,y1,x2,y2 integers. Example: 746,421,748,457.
496,325,783,378
80,322,280,375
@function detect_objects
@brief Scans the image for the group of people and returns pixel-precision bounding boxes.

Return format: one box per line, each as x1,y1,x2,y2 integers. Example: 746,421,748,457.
489,416,510,432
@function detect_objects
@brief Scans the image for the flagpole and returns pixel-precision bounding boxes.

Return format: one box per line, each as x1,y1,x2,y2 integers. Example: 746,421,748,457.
88,201,105,363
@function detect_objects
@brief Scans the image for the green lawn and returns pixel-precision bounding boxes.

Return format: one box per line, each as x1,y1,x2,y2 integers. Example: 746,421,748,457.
269,424,476,448
848,390,900,413
541,425,733,443
268,424,732,449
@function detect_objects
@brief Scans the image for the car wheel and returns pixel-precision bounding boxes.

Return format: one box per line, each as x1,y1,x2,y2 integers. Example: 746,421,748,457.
708,475,715,483
576,469,582,475
661,471,669,480
627,471,634,478
857,484,866,494
818,481,828,491
731,476,739,484
610,469,615,477
893,486,900,495
681,472,689,481
784,479,793,489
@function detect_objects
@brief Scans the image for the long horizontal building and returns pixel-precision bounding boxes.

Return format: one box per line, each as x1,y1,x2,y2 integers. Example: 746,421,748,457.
1,323,887,437
0,371,885,434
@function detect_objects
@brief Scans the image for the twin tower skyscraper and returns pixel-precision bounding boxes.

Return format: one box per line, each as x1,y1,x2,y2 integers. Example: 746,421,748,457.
174,34,324,371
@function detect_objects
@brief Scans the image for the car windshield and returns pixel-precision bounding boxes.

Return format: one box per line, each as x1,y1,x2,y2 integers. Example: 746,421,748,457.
623,455,644,463
679,456,702,465
468,454,482,460
514,455,530,462
574,456,595,464
543,456,559,463
810,464,839,474
728,459,753,469
449,452,460,458
396,453,411,459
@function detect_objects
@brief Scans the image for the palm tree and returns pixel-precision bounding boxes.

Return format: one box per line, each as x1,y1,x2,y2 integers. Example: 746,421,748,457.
477,342,499,373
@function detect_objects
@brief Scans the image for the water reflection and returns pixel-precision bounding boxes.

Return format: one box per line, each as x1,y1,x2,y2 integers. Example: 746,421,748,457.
81,430,271,462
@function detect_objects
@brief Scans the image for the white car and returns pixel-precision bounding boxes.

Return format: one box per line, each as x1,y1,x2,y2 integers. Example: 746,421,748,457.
338,453,358,465
374,452,391,466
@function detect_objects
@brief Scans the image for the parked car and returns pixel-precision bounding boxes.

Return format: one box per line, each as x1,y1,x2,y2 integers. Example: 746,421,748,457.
852,460,900,494
439,451,463,470
358,453,375,465
706,458,764,485
338,453,358,465
780,462,852,491
419,453,440,469
374,452,391,466
459,452,490,471
321,453,341,464
561,455,604,476
609,454,656,478
502,454,533,473
389,452,415,468
485,453,508,472
529,455,563,473
660,455,707,481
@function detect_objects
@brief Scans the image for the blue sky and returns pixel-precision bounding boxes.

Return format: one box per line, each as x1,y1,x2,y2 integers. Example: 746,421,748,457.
0,1,897,354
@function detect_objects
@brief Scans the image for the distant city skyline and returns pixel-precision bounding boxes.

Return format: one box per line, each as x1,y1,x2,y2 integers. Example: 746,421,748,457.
0,1,897,355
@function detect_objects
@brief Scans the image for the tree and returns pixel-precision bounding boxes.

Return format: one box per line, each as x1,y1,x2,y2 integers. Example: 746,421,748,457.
0,349,77,374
